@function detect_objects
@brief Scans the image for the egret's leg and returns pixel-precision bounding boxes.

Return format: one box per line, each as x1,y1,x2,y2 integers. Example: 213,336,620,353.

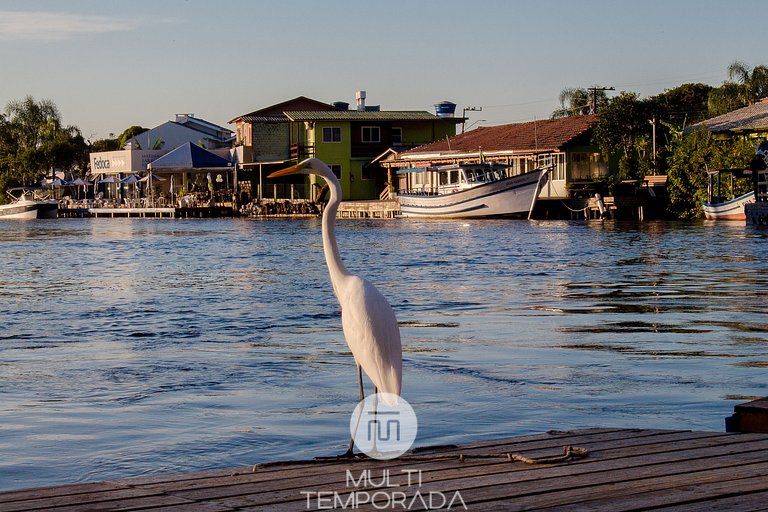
358,365,365,401
370,388,380,455
343,365,364,457
315,365,366,460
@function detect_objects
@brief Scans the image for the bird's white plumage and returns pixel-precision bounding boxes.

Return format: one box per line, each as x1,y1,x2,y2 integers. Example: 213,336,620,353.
268,158,402,405
339,275,402,397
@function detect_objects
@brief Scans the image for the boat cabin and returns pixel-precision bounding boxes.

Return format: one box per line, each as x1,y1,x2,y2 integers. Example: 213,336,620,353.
706,168,753,205
397,163,511,195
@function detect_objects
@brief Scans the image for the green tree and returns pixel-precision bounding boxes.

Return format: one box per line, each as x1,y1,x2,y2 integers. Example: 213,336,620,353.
118,125,149,148
91,135,121,152
666,128,754,219
0,96,88,197
708,61,768,116
652,83,712,127
727,60,768,105
591,92,657,189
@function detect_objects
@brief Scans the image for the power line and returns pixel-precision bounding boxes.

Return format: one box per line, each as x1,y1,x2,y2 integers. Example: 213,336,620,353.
588,86,615,114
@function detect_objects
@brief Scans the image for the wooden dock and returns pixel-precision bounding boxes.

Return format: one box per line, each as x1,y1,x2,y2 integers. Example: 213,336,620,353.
58,206,238,219
2,428,768,510
337,200,400,219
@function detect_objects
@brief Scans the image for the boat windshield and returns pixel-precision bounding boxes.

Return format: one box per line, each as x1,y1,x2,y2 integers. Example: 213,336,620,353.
464,169,479,183
439,170,461,186
464,167,499,183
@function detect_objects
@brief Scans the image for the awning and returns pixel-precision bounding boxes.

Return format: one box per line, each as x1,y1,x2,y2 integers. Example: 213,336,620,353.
147,142,233,173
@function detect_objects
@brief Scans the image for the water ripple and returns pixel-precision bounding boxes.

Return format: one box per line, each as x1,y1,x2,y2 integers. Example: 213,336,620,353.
1,218,767,491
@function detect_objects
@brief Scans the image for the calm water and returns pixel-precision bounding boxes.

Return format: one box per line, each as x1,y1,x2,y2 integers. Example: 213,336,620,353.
1,217,767,491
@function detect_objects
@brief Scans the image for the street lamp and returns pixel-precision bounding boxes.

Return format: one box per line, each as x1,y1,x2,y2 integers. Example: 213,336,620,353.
462,106,482,133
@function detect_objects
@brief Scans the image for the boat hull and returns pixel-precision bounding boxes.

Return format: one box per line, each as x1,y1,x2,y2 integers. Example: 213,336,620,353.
398,169,547,218
702,191,754,221
0,200,58,219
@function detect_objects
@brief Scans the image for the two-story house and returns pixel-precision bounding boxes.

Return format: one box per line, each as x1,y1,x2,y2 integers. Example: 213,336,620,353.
381,115,604,201
229,93,462,201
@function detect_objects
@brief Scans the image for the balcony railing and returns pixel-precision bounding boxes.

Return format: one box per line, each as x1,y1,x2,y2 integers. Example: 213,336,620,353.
290,144,315,160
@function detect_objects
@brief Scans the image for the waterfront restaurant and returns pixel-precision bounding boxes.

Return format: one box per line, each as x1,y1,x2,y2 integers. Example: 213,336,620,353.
89,149,168,203
88,145,237,208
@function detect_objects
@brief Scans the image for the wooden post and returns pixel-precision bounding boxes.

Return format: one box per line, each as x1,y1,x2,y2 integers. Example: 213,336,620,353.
726,397,768,433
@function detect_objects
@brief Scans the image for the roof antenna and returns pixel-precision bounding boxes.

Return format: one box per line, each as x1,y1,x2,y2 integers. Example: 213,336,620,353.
446,135,452,151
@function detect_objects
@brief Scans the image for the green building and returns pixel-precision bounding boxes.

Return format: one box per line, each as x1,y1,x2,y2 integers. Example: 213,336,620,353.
229,93,461,201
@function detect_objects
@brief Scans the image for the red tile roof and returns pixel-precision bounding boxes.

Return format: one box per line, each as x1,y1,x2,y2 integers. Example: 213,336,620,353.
229,96,336,123
404,115,599,154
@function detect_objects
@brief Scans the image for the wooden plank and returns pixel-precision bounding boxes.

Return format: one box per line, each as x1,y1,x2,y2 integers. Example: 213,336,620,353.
17,494,221,512
2,429,768,511
0,494,198,512
0,481,125,503
138,429,675,501
131,429,635,494
251,457,768,511
433,449,768,511
638,489,768,512
478,464,768,512
159,431,742,508
189,432,764,510
537,478,768,512
290,435,768,511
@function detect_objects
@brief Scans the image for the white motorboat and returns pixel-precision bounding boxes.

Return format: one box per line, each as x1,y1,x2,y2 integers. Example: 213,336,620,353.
0,188,59,219
703,191,754,220
702,168,754,221
396,163,549,218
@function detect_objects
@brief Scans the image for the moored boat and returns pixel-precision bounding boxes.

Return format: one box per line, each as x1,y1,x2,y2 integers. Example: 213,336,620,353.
396,163,549,218
702,168,754,221
0,188,59,219
703,191,754,220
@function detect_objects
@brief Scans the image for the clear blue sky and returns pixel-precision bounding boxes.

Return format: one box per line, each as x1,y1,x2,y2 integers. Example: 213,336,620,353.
0,0,764,140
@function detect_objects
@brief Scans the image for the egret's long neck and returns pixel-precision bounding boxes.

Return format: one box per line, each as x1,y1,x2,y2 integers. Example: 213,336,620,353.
322,178,351,295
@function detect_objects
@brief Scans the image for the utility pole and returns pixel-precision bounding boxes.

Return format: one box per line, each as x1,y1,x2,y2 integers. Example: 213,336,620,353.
462,106,482,133
587,86,615,114
649,116,657,174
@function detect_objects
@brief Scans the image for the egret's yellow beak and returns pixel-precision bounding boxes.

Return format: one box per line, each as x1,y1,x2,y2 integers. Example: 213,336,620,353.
267,162,309,179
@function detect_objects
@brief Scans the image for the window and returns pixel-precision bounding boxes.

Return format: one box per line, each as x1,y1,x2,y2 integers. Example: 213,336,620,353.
570,152,606,181
539,153,566,180
392,127,403,145
322,127,342,143
329,164,342,179
361,126,381,143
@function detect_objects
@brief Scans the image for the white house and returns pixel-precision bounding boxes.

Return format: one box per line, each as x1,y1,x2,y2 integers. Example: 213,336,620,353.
125,114,234,150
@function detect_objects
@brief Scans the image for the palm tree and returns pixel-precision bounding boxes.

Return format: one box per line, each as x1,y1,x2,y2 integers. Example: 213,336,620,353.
551,86,609,118
727,61,768,104
0,96,87,187
709,61,768,116
4,96,62,150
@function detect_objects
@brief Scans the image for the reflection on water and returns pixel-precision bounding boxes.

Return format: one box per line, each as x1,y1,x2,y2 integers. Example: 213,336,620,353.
0,218,767,490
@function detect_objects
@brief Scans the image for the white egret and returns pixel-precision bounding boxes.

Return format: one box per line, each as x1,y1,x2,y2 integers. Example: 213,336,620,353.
268,158,402,457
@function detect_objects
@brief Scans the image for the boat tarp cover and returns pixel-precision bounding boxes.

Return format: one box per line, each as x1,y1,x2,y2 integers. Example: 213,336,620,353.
147,142,232,173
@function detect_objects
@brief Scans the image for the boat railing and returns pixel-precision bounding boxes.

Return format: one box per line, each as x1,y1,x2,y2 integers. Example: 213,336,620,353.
400,186,438,196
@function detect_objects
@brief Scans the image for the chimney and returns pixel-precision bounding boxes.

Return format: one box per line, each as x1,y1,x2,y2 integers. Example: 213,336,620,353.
356,90,366,112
